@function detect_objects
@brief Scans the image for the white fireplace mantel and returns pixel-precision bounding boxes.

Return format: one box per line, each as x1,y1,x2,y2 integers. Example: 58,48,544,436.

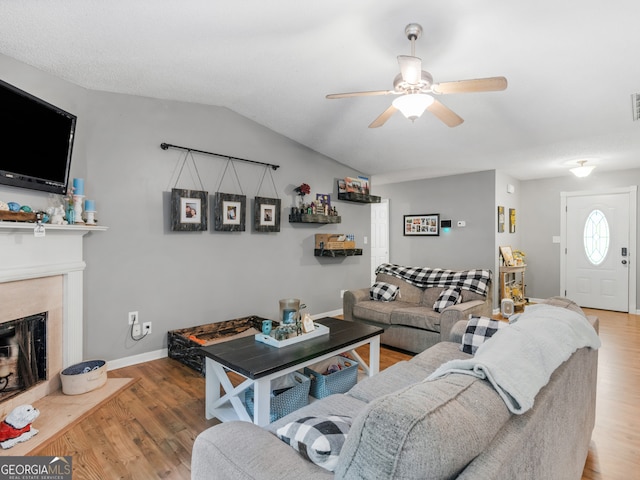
0,222,107,367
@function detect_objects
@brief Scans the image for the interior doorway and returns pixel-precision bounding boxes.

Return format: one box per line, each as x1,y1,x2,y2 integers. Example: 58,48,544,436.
561,187,637,312
370,199,389,284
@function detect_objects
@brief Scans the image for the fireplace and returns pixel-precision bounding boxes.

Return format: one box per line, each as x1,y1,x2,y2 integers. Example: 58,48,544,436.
0,222,105,417
0,312,48,402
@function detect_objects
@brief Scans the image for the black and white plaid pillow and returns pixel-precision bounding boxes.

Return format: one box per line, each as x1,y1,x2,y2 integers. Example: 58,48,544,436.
276,415,351,471
461,316,508,354
370,282,399,302
433,287,462,312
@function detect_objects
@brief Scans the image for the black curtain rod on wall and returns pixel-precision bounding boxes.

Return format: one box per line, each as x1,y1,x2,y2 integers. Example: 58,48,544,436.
160,143,280,170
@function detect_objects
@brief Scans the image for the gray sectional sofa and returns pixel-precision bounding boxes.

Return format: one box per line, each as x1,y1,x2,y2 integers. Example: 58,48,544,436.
192,298,600,480
343,268,493,353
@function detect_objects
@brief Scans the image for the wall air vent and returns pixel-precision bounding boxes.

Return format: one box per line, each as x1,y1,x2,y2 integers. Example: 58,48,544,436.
632,93,640,121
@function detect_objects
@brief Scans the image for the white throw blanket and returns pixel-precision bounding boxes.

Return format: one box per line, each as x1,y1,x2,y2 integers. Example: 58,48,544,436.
427,304,601,414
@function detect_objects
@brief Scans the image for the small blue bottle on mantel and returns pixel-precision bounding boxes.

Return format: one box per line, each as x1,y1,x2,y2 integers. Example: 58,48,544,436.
66,205,75,224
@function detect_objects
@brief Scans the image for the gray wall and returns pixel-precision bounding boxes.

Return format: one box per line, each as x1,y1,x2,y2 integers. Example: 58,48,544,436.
375,170,496,272
520,168,640,301
0,54,372,362
374,168,640,314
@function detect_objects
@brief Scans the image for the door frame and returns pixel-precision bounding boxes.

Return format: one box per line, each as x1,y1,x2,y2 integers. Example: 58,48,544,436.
370,198,390,284
560,186,637,313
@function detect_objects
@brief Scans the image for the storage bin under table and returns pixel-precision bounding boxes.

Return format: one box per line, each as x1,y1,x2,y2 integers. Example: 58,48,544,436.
304,356,359,399
245,371,311,423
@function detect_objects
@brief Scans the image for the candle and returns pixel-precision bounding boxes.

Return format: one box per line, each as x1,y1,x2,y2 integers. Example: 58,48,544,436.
84,199,96,212
72,178,84,196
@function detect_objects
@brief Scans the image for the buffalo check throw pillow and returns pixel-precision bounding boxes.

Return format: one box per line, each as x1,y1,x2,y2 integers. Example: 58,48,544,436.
370,282,399,302
461,316,508,354
433,287,462,312
276,415,352,471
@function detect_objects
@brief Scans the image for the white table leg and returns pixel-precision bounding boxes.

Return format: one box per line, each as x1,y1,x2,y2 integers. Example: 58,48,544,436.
253,378,272,426
204,357,220,420
349,334,381,377
205,358,253,422
368,336,380,375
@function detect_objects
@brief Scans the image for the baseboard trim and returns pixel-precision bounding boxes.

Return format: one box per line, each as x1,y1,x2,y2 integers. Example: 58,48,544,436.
107,348,168,371
106,310,344,371
315,309,343,319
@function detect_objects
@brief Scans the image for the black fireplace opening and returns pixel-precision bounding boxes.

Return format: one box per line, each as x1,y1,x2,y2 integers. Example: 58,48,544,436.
0,312,47,403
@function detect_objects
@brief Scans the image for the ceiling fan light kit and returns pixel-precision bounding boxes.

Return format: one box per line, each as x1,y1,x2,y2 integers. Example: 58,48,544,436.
570,160,596,178
326,23,507,128
393,94,434,121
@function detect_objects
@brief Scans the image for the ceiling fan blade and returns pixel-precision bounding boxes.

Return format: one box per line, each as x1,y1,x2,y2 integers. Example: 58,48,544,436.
432,76,508,94
397,55,422,85
427,100,464,127
369,105,398,128
326,90,394,99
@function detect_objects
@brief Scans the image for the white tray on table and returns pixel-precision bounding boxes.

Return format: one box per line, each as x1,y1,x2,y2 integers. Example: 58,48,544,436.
255,323,329,348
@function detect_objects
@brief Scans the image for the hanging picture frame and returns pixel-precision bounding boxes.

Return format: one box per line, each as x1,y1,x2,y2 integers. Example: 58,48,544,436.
509,208,516,233
254,196,281,232
498,206,505,233
170,188,208,231
403,213,440,236
214,192,246,231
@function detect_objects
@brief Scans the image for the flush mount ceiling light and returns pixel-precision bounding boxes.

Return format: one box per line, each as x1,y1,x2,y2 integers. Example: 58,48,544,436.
570,160,596,178
392,93,435,121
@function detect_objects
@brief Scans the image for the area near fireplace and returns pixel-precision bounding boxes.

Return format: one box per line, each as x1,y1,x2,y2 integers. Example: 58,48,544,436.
0,222,106,417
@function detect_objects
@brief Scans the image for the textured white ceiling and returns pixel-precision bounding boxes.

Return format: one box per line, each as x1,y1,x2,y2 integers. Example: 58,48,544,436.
1,1,639,184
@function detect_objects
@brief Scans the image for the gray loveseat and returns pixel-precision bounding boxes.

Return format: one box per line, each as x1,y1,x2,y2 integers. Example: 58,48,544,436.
343,265,493,353
192,298,599,480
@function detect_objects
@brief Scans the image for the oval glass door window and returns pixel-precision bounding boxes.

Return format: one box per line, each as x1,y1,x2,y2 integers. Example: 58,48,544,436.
583,209,609,265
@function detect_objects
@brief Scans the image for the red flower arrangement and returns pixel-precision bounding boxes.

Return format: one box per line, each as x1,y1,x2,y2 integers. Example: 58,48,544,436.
294,183,311,196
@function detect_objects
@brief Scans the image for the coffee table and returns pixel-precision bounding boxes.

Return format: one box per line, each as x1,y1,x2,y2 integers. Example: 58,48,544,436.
199,317,383,426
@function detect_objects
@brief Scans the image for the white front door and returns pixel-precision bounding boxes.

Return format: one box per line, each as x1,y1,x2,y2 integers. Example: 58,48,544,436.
562,188,636,312
371,199,389,284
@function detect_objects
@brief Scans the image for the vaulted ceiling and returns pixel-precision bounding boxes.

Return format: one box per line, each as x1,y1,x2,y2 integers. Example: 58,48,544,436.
1,1,638,184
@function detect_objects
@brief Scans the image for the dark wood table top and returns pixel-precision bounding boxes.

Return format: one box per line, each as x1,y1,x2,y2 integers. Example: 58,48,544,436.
198,317,383,379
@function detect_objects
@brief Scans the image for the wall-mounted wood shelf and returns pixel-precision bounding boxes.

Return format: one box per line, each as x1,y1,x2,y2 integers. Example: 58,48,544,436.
289,214,341,224
314,248,362,257
338,192,381,204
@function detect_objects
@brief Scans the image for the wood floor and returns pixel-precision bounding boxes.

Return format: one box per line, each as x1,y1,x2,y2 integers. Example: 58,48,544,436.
32,308,638,479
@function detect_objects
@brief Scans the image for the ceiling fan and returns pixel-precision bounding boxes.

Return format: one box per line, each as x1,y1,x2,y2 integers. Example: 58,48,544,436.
326,23,507,128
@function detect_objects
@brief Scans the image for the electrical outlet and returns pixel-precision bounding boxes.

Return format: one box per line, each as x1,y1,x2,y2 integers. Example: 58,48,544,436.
143,322,152,334
132,323,142,336
128,311,139,325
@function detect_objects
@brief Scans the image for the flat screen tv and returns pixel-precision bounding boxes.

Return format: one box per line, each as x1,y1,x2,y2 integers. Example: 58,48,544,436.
0,79,76,195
